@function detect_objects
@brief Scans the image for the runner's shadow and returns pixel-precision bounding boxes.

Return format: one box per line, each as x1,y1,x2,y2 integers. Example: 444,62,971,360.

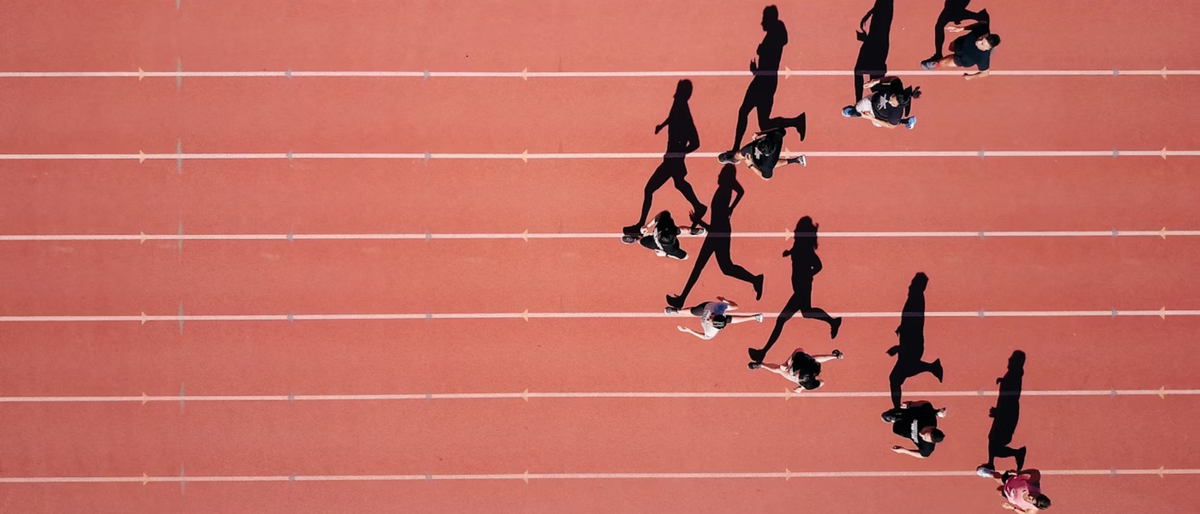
624,80,707,236
666,165,763,310
887,272,943,408
853,0,894,101
724,6,807,155
985,350,1027,470
748,217,841,364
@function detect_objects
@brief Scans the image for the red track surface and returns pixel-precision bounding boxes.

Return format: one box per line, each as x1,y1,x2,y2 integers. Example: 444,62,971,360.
2,1,1200,513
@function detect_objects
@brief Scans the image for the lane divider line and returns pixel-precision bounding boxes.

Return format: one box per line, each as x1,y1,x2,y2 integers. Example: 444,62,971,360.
2,228,1196,243
0,148,1197,162
1,308,1195,324
1,67,1195,79
0,387,1189,404
0,467,1193,484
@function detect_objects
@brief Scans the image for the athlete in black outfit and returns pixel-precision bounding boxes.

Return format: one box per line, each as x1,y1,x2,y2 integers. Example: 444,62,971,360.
921,19,1000,80
883,400,947,458
722,126,806,180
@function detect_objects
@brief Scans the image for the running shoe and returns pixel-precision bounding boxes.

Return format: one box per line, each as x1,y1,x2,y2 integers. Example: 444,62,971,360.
842,106,856,117
906,117,918,130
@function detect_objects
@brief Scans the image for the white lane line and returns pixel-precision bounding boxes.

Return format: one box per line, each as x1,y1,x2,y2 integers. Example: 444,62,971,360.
2,229,1196,243
0,388,1192,404
0,468,1194,484
1,309,1197,324
1,149,1198,162
1,68,1197,79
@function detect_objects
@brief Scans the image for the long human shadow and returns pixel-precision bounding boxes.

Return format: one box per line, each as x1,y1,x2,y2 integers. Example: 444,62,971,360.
722,5,806,158
748,217,842,364
665,164,763,310
852,0,894,102
929,0,990,61
623,79,707,237
984,350,1027,471
887,272,943,409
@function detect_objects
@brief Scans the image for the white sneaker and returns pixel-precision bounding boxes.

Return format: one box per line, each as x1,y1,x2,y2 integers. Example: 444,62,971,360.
755,314,764,322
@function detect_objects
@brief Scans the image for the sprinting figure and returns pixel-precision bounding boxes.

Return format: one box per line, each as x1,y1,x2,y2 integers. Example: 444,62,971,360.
921,18,1000,80
883,400,947,458
978,469,1052,513
623,210,697,260
667,296,763,340
748,217,842,365
843,77,920,130
666,165,764,310
718,6,808,165
925,0,991,64
624,80,707,239
852,0,894,103
887,273,944,409
981,350,1028,473
750,347,843,393
721,126,806,181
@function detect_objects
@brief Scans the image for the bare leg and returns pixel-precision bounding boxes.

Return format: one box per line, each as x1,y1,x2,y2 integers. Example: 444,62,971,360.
726,314,762,324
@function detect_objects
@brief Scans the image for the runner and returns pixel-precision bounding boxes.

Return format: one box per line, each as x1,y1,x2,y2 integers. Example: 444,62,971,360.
842,77,920,129
750,347,843,392
883,400,947,458
720,126,806,180
668,296,763,340
623,210,701,260
977,469,1052,513
921,20,1001,80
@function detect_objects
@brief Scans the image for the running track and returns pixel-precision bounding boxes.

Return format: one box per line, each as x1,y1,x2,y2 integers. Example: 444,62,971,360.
1,1,1199,513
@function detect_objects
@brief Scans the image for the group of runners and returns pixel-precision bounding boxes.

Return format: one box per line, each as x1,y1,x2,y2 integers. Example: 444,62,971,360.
619,2,1046,512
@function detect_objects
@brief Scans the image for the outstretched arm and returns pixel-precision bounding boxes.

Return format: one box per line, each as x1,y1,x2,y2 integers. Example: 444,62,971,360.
892,446,927,458
677,326,711,340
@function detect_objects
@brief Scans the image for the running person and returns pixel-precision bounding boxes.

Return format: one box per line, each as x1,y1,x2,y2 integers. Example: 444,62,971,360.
977,469,1052,513
749,347,843,392
843,77,920,130
720,126,806,180
921,21,1000,80
668,296,763,340
623,210,700,260
883,400,947,458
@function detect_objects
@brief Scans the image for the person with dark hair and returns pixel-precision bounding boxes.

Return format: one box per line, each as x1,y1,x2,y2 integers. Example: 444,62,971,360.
721,125,807,181
718,6,809,166
666,165,764,310
842,76,920,129
750,347,843,392
921,19,1000,80
979,468,1051,512
748,217,842,365
668,296,763,340
624,79,708,239
623,210,697,260
883,400,947,458
925,0,990,63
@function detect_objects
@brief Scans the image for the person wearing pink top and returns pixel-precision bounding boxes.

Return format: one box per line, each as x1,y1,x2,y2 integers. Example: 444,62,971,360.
977,468,1051,513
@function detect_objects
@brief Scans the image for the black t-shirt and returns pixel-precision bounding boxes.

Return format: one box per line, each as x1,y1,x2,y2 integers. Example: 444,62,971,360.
892,404,938,456
748,129,784,178
872,92,904,126
951,27,992,71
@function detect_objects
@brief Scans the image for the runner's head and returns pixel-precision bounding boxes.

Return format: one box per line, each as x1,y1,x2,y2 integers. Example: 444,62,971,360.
711,314,729,329
922,427,945,443
1031,494,1051,510
977,33,1001,51
674,79,693,101
894,86,922,107
797,375,822,390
